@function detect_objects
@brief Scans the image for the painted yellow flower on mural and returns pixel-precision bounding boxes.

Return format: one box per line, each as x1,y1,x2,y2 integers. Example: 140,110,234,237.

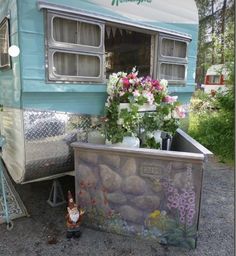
146,210,169,232
149,210,161,219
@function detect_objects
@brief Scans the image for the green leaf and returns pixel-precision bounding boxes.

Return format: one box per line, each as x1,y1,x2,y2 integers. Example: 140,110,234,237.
181,238,196,249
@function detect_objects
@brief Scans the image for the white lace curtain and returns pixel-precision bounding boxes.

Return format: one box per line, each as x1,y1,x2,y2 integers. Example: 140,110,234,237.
161,39,186,58
52,17,100,77
161,64,185,80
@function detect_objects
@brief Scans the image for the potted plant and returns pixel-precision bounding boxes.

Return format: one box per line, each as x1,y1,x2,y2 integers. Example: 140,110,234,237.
105,68,185,149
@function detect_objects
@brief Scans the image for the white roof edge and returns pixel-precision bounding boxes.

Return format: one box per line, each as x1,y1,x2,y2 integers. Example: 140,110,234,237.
37,0,192,40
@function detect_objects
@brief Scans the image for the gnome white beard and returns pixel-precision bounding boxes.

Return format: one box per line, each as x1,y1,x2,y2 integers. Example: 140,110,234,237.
68,208,80,223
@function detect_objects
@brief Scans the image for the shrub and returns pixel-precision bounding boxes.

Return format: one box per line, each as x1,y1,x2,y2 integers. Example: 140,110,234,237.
188,88,234,163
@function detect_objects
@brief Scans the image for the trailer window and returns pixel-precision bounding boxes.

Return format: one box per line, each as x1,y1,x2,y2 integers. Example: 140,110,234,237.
105,26,151,77
46,12,104,82
160,63,186,81
205,75,221,85
161,39,187,58
158,35,188,84
53,17,101,47
53,51,100,77
0,18,11,70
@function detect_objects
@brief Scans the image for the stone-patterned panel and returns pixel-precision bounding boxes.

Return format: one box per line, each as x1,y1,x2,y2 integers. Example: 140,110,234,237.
74,144,205,249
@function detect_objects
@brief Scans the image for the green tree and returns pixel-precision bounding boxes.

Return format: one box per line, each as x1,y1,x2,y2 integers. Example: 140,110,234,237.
195,0,234,83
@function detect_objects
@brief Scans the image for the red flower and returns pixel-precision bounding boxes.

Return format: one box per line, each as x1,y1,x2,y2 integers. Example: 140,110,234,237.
122,78,130,89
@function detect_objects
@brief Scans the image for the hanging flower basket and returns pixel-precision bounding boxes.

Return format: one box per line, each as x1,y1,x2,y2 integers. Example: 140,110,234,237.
105,67,186,149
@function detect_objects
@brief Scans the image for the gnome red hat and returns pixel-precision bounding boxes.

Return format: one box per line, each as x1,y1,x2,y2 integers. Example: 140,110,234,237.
67,191,77,209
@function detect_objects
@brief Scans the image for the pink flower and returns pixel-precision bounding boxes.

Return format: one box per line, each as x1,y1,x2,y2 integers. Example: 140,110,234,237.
162,182,169,188
162,95,178,103
127,73,137,79
151,79,161,90
187,220,193,226
167,186,174,193
133,90,140,97
143,91,154,105
171,201,179,208
172,106,186,118
180,216,186,224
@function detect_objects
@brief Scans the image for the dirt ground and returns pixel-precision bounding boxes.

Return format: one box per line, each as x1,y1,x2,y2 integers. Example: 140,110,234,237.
0,157,234,256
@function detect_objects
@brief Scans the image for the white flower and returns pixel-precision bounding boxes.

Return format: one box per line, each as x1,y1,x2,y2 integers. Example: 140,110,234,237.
131,66,138,76
161,210,167,216
107,85,114,95
129,79,135,85
160,79,168,87
164,112,172,120
117,71,127,77
160,79,168,91
146,132,154,138
117,118,124,125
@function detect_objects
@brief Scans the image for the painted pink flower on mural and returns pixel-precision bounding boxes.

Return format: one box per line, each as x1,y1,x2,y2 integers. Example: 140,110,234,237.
161,175,196,226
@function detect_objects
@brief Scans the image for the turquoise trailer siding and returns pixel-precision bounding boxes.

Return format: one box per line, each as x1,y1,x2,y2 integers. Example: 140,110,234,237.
1,0,198,114
18,0,108,113
22,92,107,115
0,0,21,108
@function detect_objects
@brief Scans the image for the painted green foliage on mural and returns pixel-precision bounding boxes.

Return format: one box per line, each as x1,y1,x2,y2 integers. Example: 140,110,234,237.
145,210,197,248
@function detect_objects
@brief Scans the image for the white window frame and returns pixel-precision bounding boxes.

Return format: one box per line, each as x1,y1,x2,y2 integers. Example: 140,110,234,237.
45,10,105,82
0,17,11,70
156,34,189,85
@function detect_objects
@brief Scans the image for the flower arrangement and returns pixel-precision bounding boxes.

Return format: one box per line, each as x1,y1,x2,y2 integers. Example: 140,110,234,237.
105,67,185,148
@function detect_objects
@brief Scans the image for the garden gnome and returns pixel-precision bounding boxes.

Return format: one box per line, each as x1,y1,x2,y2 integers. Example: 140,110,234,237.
66,190,85,238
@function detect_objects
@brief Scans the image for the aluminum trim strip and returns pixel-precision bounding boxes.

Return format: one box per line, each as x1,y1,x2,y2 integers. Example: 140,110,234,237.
72,142,205,162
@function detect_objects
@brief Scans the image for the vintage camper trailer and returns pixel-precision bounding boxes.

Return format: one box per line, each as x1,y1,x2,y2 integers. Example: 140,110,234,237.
0,0,199,183
203,64,229,93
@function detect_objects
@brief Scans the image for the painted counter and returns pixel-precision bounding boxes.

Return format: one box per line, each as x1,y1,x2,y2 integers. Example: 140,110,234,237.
72,129,212,249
